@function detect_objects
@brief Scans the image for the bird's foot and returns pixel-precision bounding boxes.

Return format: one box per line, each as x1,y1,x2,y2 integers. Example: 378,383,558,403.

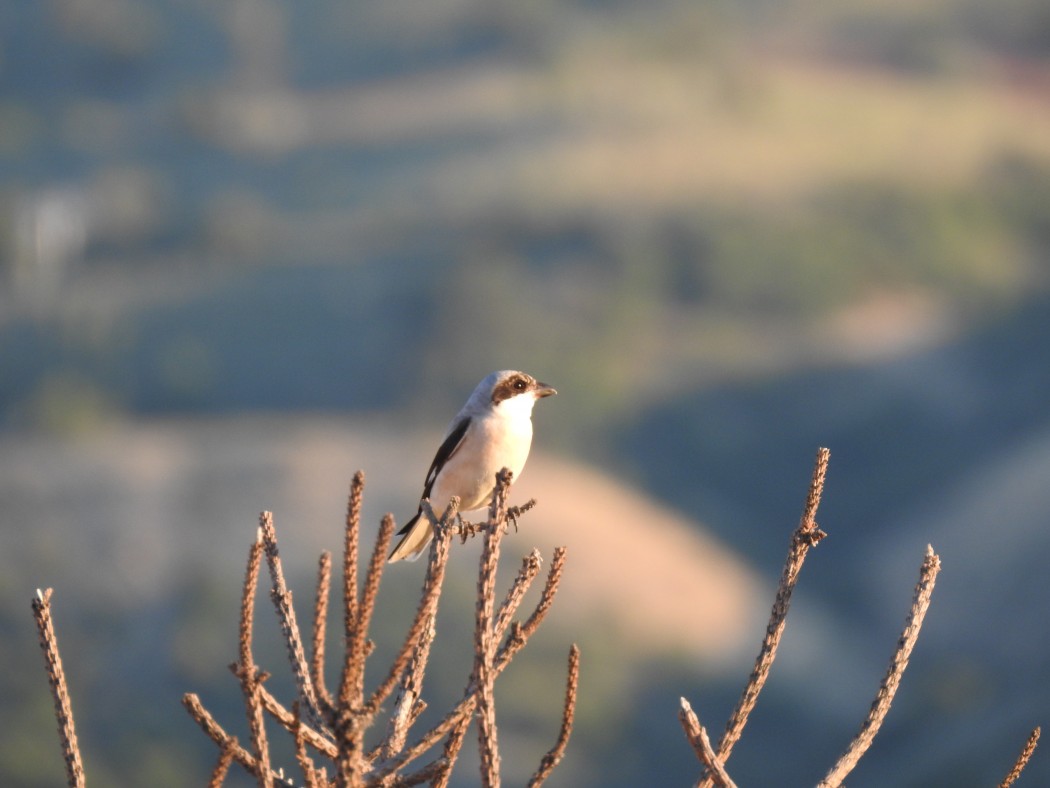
505,498,537,533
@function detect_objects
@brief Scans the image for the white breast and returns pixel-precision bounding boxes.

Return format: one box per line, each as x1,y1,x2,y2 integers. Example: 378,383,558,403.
430,398,535,513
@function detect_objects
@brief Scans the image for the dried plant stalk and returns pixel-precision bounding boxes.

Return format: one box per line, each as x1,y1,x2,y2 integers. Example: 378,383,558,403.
336,513,397,786
183,693,292,785
260,512,324,730
434,711,474,788
1000,727,1041,788
236,536,274,788
209,743,238,788
172,467,571,786
312,551,334,714
292,702,322,788
495,549,544,642
378,545,568,779
474,468,514,787
510,546,567,652
818,544,941,788
697,447,829,788
259,688,338,758
342,513,395,709
679,698,738,788
364,506,455,717
384,608,437,759
344,471,365,644
528,643,581,787
31,588,86,788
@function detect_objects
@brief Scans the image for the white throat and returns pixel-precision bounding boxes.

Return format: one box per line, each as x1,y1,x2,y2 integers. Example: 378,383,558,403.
494,393,537,423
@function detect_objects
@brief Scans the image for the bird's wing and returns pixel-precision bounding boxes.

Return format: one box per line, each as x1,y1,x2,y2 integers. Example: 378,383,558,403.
422,415,471,500
396,416,472,536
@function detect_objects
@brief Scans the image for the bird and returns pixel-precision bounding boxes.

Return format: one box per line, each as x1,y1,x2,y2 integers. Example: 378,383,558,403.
388,370,557,562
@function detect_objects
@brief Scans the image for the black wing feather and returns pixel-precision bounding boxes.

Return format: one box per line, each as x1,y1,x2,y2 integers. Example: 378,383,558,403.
397,416,471,535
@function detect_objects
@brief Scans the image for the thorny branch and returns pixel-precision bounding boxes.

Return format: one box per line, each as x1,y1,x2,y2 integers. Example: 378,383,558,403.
234,534,274,788
31,588,85,788
529,643,581,787
695,447,830,788
679,698,737,788
1000,727,1041,788
474,467,515,787
819,545,942,788
681,448,1040,787
260,512,325,733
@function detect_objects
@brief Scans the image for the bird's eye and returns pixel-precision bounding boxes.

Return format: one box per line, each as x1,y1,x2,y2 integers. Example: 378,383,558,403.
513,379,527,391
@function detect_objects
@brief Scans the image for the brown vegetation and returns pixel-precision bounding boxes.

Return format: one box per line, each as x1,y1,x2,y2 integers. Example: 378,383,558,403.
30,451,1040,785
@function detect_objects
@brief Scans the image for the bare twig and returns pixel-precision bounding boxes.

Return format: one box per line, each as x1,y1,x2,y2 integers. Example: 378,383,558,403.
490,543,566,664
183,694,296,786
390,757,453,787
495,549,544,643
313,551,334,714
259,686,338,758
680,698,737,788
235,535,274,788
292,702,322,788
336,513,396,785
364,501,456,717
260,512,325,731
528,644,581,787
698,447,830,787
474,468,514,787
342,514,394,708
818,544,942,788
435,710,474,787
209,742,238,788
383,608,437,759
377,545,568,778
31,588,86,788
1000,727,1041,788
344,472,365,647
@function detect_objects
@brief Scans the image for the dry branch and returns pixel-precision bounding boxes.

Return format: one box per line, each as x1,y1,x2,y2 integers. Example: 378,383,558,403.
261,512,325,730
694,447,830,787
375,543,569,780
1000,727,1041,788
173,465,572,786
209,743,237,788
31,588,85,788
344,471,365,647
529,643,581,787
679,698,737,788
384,608,436,759
234,535,274,788
312,551,334,714
818,544,941,788
259,687,339,758
495,549,544,643
29,446,1043,787
183,693,295,786
474,468,515,787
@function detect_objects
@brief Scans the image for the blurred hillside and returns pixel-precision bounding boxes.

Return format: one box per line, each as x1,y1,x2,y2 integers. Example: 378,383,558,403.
2,0,1050,785
3,0,1050,435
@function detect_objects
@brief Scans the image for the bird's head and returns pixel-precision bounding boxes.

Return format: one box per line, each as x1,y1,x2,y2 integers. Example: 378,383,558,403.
488,370,556,405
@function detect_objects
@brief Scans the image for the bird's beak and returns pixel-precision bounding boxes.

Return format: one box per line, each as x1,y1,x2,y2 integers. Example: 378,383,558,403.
535,382,557,398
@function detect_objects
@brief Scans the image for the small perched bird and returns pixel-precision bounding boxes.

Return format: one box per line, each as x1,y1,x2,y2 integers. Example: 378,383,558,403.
388,370,557,562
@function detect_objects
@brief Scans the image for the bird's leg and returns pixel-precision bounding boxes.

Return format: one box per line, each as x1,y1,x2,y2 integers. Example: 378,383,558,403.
456,513,485,544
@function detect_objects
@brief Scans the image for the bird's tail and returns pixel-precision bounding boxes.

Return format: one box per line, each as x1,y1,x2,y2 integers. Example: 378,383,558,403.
388,510,433,562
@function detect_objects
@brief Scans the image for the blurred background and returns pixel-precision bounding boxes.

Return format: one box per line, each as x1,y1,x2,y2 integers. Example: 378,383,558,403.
3,0,1050,785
